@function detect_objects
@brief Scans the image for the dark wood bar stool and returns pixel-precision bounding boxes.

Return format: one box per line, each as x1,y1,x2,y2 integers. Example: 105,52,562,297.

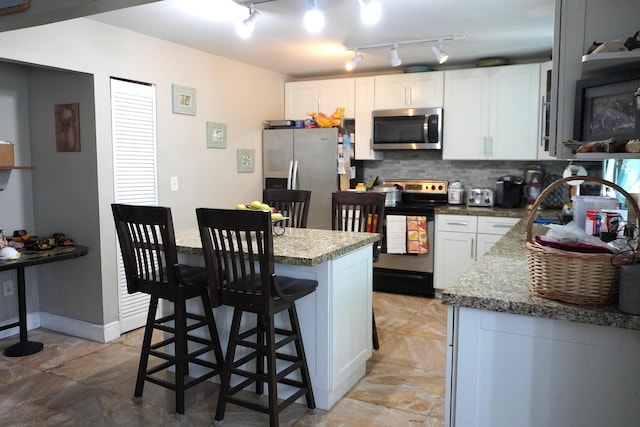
331,191,385,350
111,203,224,419
263,188,311,228
196,207,317,427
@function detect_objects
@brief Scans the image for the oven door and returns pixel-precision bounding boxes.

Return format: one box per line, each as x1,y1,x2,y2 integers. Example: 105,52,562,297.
373,211,435,297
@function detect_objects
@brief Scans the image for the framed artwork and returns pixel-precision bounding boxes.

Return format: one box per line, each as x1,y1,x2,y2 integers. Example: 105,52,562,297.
172,84,196,116
0,0,30,16
206,121,227,149
237,149,255,173
55,103,81,152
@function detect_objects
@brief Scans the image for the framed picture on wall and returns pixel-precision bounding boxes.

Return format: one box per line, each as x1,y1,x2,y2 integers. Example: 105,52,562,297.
55,103,81,152
172,84,197,116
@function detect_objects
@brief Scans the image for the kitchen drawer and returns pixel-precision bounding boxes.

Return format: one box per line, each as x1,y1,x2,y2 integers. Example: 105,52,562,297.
436,214,477,233
477,217,519,235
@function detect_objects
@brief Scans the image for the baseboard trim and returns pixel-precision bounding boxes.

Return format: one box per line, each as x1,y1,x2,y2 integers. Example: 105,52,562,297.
0,312,41,340
38,312,120,343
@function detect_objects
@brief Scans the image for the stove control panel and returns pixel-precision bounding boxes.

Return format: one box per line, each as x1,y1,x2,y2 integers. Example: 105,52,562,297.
383,179,448,194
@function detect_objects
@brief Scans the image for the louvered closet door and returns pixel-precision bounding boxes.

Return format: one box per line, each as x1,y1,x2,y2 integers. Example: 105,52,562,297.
111,78,158,333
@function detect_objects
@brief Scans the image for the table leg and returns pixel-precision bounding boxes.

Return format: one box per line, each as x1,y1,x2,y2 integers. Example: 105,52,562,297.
3,266,43,357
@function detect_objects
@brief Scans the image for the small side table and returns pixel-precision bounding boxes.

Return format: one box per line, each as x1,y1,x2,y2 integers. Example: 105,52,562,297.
0,245,88,357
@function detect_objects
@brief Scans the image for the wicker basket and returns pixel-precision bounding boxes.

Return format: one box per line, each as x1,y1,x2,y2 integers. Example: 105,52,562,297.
526,176,639,306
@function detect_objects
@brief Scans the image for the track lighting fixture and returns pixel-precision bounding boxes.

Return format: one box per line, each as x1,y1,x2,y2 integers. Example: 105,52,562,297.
359,0,381,25
235,6,260,39
304,0,324,33
390,44,402,67
432,43,449,64
345,51,364,71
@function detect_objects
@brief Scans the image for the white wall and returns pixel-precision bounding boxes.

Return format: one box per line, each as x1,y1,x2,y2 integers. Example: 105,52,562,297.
0,18,287,335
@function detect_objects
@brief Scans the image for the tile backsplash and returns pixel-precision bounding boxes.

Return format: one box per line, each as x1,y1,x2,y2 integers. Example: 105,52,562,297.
361,151,601,189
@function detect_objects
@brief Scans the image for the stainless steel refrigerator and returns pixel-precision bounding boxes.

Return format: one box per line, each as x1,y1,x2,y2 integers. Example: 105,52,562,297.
263,127,338,230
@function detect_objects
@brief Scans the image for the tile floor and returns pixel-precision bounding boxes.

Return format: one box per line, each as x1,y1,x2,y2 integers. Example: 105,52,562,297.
0,292,448,426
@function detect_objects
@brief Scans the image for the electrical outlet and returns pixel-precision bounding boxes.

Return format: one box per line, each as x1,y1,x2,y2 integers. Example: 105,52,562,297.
170,176,179,192
3,280,14,297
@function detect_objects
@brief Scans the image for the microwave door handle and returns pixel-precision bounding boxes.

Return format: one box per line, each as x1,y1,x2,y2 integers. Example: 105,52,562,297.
423,116,429,143
292,160,299,190
286,160,294,190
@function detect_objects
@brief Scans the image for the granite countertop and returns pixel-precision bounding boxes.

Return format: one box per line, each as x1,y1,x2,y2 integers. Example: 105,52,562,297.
441,217,640,331
175,227,379,267
435,205,531,218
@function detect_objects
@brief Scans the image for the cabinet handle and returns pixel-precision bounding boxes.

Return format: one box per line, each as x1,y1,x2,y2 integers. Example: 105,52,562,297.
446,221,469,226
488,137,493,157
470,237,475,259
540,95,550,149
404,87,408,106
408,86,413,105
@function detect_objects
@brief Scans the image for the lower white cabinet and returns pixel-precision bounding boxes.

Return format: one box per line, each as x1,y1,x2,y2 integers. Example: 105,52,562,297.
434,214,519,289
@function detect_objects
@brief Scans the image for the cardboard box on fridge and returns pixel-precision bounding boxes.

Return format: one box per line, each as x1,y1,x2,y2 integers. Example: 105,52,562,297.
0,144,15,167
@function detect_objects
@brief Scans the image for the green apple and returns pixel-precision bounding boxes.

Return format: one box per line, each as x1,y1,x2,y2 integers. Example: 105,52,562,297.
271,212,283,221
259,203,271,211
250,200,263,210
235,204,248,210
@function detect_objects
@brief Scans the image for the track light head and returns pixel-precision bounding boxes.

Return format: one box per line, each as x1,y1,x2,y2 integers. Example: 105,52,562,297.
390,44,402,67
304,0,324,33
236,7,260,39
432,44,449,64
345,52,364,71
359,0,381,25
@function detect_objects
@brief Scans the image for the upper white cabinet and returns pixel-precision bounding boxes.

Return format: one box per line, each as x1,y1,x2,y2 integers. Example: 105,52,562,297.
354,77,383,160
285,78,355,120
374,72,444,109
443,63,540,160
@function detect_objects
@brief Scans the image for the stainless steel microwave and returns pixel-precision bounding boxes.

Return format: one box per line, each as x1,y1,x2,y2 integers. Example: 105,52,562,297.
372,107,442,150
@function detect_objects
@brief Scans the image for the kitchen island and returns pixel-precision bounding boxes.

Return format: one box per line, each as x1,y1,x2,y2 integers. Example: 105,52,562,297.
441,218,640,426
174,227,379,410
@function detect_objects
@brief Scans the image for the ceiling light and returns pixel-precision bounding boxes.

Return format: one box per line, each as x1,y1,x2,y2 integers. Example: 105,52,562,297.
235,6,260,39
359,0,381,25
304,0,324,33
390,44,402,67
432,44,449,64
345,52,364,71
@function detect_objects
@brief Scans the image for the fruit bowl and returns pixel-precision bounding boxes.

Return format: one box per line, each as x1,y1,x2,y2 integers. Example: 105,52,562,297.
272,217,289,236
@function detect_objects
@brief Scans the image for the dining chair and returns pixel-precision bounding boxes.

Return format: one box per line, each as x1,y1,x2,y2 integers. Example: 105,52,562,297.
196,207,317,427
111,203,224,419
331,191,385,350
262,188,311,228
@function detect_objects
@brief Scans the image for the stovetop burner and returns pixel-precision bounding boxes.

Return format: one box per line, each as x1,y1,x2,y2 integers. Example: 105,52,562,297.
381,179,449,208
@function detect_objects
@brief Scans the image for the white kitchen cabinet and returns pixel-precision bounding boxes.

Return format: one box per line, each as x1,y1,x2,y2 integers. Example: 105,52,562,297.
373,72,444,110
447,306,640,426
354,76,383,160
285,78,355,120
443,64,540,160
434,215,518,289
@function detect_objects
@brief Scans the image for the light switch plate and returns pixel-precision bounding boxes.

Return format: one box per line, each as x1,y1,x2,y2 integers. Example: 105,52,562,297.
237,149,255,173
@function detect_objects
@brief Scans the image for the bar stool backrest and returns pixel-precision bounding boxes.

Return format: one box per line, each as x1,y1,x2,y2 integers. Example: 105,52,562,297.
262,189,311,228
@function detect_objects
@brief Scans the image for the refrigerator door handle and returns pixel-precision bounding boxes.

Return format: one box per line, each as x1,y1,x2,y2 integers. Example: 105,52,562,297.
292,160,299,190
286,160,294,190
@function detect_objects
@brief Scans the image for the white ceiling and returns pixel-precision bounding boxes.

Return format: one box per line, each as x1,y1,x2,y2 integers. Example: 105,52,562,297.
89,0,555,78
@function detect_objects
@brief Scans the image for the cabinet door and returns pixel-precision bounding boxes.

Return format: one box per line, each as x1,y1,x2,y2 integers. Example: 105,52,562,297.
285,81,319,120
434,231,476,289
319,78,355,118
489,63,539,160
354,77,383,160
374,72,444,109
443,68,490,159
405,71,444,108
476,233,502,259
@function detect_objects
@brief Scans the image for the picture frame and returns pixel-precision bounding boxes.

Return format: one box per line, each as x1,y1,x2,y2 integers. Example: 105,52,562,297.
172,84,196,116
55,103,81,152
574,70,640,143
206,121,227,149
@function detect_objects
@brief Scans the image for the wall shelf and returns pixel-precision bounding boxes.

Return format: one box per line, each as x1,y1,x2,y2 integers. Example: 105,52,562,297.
581,51,640,73
0,166,35,170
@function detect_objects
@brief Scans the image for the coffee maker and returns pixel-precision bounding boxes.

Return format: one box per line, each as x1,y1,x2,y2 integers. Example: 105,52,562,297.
523,165,545,209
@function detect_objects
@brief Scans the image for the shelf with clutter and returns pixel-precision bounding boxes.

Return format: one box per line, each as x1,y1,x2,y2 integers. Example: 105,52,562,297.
0,143,35,191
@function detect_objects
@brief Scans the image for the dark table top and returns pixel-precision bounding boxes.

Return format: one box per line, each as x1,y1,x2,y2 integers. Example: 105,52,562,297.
0,245,88,271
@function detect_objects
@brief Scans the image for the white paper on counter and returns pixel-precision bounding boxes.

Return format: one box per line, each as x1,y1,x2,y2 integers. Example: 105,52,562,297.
386,215,406,254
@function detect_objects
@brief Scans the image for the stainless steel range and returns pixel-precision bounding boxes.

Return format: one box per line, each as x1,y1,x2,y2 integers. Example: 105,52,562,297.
373,179,449,297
